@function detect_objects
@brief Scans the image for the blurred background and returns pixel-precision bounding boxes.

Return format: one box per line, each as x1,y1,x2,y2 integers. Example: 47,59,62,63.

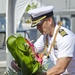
0,0,75,75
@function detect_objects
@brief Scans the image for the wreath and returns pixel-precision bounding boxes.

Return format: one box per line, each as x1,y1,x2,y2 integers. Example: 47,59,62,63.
7,34,45,75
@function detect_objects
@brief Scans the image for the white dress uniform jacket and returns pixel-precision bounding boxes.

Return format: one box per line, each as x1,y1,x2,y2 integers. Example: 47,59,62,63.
34,25,75,75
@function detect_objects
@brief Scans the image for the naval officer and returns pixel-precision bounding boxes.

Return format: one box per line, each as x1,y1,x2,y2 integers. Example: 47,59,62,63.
28,5,75,75
11,6,75,75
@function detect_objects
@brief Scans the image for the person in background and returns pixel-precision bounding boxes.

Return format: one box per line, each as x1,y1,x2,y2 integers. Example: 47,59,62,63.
11,6,75,75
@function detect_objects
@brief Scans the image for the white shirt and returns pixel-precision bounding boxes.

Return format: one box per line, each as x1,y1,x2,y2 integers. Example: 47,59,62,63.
34,25,75,75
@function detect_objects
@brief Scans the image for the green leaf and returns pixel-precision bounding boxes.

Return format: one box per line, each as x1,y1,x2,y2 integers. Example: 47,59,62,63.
7,33,44,75
32,63,39,74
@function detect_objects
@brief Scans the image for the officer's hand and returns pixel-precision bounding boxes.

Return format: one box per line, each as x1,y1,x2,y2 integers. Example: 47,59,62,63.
11,60,19,72
42,72,47,75
37,72,47,75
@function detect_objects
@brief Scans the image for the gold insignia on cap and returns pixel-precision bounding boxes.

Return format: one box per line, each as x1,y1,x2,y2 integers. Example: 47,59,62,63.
32,22,39,27
32,16,46,24
59,29,68,37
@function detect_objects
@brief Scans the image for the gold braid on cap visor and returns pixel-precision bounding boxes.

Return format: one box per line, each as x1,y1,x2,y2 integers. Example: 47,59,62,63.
32,16,46,27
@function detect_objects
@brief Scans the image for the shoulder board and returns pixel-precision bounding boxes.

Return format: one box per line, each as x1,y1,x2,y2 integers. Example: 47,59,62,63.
59,29,68,37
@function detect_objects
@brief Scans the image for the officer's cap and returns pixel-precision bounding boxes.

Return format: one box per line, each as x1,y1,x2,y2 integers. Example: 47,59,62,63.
28,6,54,27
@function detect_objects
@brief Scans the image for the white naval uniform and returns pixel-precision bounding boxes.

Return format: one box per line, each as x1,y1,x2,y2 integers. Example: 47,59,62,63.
34,25,75,75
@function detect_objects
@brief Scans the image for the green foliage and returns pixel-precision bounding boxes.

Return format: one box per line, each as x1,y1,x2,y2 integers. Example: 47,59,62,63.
25,4,31,12
25,2,38,12
7,34,44,75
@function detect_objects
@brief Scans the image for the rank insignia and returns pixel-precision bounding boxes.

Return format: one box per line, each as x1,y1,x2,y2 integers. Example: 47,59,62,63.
59,29,68,37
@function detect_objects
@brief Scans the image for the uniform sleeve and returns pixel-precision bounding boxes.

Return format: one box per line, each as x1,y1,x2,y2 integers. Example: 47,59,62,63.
34,35,46,53
57,36,75,58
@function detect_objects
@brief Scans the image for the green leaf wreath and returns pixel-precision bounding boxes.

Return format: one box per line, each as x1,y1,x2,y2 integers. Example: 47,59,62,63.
6,34,45,75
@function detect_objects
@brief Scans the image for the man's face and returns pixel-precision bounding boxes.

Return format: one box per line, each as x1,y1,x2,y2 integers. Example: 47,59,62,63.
37,18,52,35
